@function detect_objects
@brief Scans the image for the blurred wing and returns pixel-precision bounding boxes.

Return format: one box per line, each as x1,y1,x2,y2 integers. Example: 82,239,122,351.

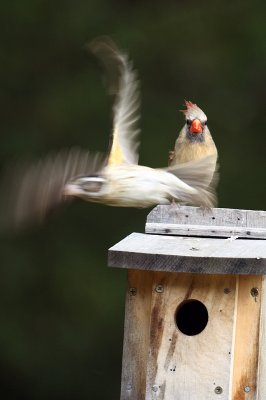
167,155,219,207
89,38,140,165
0,148,106,231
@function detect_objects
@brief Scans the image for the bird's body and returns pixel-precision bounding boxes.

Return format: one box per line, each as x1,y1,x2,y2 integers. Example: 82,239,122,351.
170,130,217,165
0,39,218,230
169,101,218,186
64,163,203,208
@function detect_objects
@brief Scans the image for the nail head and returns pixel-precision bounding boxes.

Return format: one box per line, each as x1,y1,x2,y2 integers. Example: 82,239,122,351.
251,288,259,298
152,385,159,392
129,287,137,296
214,386,223,394
155,284,164,293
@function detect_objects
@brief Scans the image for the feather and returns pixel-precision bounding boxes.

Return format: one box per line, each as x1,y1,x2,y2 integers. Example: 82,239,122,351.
180,99,207,121
89,38,140,166
0,149,106,231
0,39,219,233
167,155,219,207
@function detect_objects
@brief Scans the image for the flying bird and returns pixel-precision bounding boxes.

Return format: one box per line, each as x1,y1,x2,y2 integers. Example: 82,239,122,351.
169,100,218,187
0,39,218,231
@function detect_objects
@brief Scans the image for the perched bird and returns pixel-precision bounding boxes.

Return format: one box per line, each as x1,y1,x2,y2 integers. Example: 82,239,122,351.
0,39,217,231
169,100,218,186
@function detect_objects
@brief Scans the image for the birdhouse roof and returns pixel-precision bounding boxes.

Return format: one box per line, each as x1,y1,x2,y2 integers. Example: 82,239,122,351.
108,206,266,275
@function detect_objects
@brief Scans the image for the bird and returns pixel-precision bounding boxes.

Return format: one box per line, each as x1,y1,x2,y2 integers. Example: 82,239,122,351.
169,100,218,187
0,39,218,231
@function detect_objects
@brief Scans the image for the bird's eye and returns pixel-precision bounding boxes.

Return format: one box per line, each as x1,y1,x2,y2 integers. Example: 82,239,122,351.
81,182,103,192
79,177,105,193
186,119,192,126
203,120,207,126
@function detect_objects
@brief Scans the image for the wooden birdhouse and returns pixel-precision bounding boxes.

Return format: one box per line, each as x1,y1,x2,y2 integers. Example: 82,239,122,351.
108,205,266,400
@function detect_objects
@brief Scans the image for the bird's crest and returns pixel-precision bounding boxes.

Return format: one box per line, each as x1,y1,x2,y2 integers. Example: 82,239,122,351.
180,100,207,121
180,100,199,115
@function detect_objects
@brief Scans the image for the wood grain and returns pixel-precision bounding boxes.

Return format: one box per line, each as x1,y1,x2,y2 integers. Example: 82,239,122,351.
145,272,237,399
231,275,262,399
113,205,266,398
146,205,266,239
256,276,266,399
120,269,154,400
108,233,266,275
145,222,266,239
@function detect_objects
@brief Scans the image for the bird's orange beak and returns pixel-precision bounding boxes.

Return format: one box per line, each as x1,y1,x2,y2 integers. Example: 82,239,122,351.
190,119,203,134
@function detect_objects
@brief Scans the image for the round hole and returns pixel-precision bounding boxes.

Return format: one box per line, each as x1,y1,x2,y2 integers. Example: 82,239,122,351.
175,299,208,336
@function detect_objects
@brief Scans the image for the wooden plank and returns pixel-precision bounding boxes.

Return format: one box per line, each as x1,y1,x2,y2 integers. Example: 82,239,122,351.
145,222,266,239
120,269,153,400
257,276,266,398
146,206,266,239
231,275,262,399
247,210,266,229
108,233,266,275
145,272,237,399
147,205,266,228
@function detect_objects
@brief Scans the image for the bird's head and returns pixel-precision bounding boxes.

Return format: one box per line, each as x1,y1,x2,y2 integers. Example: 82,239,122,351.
181,100,208,142
63,176,106,201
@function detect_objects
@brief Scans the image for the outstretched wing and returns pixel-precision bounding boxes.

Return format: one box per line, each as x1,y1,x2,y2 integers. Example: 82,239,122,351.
89,38,141,165
167,155,219,208
0,148,106,231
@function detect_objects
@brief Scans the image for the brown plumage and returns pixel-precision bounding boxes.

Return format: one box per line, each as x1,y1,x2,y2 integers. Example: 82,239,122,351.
169,101,218,189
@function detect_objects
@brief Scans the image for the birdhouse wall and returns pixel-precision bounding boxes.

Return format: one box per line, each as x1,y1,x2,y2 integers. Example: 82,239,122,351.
121,269,264,400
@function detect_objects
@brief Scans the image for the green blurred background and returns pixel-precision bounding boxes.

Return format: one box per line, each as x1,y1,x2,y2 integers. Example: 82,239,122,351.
0,0,265,398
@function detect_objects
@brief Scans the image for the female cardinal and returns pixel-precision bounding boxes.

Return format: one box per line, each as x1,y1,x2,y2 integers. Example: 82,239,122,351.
169,101,218,187
0,39,218,230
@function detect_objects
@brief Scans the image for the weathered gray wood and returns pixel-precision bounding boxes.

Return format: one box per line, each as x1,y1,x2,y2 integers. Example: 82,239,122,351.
119,269,266,399
231,275,262,399
108,233,266,275
146,222,266,239
145,272,237,400
145,205,266,239
257,276,266,398
121,270,153,400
